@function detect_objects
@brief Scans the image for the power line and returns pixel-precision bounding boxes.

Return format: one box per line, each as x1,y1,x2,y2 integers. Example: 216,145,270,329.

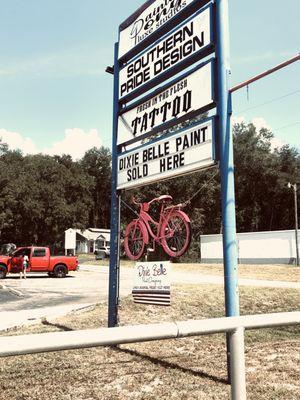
236,89,300,114
273,121,300,133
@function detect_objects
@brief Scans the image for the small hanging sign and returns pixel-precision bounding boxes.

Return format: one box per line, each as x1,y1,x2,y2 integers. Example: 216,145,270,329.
132,261,171,306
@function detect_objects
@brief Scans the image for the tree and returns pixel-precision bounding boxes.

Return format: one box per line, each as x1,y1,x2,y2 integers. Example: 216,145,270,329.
233,122,300,232
81,147,112,228
0,150,94,248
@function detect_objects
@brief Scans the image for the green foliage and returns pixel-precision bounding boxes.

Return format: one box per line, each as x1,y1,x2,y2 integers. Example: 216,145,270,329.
233,123,300,232
0,148,95,247
81,147,111,228
0,122,299,256
123,122,300,261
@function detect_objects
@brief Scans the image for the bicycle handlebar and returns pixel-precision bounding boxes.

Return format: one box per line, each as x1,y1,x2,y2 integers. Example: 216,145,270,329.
132,196,168,206
132,196,187,210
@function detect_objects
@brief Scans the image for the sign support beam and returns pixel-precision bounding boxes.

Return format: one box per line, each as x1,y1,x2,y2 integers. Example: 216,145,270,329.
108,42,121,328
216,0,245,396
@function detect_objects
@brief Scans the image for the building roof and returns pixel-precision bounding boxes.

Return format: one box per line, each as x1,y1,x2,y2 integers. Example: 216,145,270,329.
66,228,110,242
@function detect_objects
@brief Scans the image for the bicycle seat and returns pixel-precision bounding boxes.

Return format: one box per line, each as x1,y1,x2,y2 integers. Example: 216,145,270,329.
157,195,173,202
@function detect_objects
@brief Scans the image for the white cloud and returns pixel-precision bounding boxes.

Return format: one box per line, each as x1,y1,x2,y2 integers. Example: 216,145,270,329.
232,116,285,150
269,136,286,150
0,129,38,154
42,128,103,159
0,128,104,159
250,118,285,149
251,117,271,131
232,116,246,125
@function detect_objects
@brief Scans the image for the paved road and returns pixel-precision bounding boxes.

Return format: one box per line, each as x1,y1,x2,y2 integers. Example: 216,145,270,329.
0,265,133,312
1,264,299,331
0,265,134,330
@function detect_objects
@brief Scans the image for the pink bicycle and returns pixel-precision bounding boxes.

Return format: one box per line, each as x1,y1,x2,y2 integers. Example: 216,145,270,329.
124,195,191,261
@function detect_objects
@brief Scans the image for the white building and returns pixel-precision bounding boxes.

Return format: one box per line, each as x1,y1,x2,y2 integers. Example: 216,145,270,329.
200,229,298,264
64,228,110,255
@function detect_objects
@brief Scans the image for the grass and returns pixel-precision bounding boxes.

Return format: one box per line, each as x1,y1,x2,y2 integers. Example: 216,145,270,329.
78,254,300,282
0,284,299,399
172,263,300,282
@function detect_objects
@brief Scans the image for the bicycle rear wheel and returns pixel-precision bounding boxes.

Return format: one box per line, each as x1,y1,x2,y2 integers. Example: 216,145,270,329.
124,220,146,261
161,211,191,258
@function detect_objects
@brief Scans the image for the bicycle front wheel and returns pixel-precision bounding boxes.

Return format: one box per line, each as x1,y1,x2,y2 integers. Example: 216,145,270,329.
124,220,146,261
161,211,191,258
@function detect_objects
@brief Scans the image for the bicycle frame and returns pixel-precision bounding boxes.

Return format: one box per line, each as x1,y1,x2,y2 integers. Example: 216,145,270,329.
138,205,169,243
125,195,191,260
132,196,190,247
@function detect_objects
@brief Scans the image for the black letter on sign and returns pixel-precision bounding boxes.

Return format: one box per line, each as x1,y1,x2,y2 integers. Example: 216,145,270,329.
140,113,148,133
160,102,172,123
131,117,141,136
182,90,192,113
149,108,159,128
172,96,181,118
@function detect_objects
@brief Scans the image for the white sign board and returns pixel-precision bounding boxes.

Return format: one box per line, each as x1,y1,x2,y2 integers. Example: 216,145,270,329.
118,61,214,146
119,0,197,60
65,229,76,251
118,118,215,190
119,6,212,100
132,261,171,305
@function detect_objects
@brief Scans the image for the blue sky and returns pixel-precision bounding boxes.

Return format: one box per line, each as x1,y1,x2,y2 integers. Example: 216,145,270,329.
0,0,299,158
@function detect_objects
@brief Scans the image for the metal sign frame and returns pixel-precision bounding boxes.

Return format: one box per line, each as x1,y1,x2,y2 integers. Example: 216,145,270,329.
118,58,216,148
118,0,212,62
109,4,240,393
117,116,217,190
119,2,215,104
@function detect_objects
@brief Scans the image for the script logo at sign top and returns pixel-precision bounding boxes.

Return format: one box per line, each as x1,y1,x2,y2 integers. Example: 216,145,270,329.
119,0,196,60
118,61,213,146
117,118,215,190
119,6,212,100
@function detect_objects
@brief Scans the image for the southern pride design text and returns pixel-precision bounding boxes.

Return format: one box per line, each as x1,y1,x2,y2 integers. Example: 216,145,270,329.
119,7,211,98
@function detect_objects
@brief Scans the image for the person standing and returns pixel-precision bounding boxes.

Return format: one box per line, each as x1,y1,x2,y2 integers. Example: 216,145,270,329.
20,254,29,279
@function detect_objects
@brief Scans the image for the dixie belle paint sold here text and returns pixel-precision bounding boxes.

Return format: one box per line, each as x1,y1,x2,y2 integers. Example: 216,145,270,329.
117,118,214,190
119,6,211,99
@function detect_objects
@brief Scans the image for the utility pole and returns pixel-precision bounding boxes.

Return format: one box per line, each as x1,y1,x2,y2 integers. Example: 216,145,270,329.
288,182,299,266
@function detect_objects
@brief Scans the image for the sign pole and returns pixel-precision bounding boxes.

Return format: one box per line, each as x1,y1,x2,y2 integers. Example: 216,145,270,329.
215,0,246,396
108,42,120,328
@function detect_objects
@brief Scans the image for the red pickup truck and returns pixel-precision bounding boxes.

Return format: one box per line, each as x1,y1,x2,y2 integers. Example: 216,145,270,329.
0,246,78,279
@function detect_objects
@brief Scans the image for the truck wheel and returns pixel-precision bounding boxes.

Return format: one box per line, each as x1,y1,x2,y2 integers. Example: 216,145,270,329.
0,265,7,279
54,264,67,278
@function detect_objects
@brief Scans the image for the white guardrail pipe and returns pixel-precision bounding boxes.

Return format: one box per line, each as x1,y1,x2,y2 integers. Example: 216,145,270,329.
1,312,299,400
1,312,299,358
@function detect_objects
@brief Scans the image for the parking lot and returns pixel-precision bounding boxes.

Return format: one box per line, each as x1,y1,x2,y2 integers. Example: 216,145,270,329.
0,265,135,312
1,262,299,331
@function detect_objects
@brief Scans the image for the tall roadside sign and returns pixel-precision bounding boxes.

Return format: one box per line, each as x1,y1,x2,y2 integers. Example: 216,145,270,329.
109,0,217,329
108,1,242,395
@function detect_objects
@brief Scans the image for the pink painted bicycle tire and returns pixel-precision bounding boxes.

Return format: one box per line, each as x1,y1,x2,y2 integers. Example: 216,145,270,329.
124,220,146,261
161,210,191,258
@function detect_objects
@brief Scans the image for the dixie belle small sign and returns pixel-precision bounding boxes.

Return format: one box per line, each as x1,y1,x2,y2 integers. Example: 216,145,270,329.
117,118,215,190
132,261,171,306
119,6,212,100
118,61,214,146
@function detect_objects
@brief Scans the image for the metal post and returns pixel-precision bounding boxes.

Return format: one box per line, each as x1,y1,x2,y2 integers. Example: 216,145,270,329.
108,42,120,327
293,184,299,266
230,328,247,400
215,0,243,391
